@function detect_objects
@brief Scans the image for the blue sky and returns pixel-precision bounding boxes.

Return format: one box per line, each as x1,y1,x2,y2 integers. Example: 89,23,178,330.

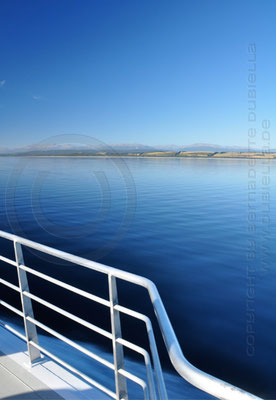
0,0,275,147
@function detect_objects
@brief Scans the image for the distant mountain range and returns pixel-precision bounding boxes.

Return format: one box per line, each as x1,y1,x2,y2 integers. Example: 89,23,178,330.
0,142,271,155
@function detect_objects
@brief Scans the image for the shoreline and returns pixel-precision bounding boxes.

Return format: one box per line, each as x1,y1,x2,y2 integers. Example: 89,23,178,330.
1,152,276,160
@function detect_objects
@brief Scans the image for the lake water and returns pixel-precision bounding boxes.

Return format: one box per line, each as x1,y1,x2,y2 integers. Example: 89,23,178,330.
0,156,275,399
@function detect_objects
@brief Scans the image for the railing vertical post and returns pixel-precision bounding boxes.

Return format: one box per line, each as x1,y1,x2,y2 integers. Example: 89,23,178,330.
108,274,128,400
14,241,41,364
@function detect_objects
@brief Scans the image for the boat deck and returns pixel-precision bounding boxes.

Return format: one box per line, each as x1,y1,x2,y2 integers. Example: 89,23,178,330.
0,324,109,400
0,352,62,399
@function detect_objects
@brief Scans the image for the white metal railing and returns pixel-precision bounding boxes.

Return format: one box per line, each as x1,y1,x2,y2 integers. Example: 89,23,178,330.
0,230,262,400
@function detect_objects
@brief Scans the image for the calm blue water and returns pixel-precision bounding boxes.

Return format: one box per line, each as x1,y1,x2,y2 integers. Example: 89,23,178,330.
0,156,275,399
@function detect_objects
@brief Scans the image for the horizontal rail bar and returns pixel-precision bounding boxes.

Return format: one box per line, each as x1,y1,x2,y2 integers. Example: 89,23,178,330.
19,264,110,307
115,305,151,324
26,315,115,371
0,230,263,400
0,300,24,318
0,255,17,267
0,278,21,293
117,338,152,366
28,340,117,399
0,321,27,342
23,290,112,340
118,368,149,400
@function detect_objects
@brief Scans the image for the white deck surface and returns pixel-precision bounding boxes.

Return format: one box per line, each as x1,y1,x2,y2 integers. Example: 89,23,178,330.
0,324,109,400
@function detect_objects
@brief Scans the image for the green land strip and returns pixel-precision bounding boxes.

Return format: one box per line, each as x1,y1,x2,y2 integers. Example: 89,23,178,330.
139,151,276,158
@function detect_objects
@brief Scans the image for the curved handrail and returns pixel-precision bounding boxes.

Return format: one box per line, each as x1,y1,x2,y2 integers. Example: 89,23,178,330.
0,230,263,400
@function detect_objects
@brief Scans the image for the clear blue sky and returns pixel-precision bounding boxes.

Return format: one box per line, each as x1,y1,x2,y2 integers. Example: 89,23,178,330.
0,0,275,147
